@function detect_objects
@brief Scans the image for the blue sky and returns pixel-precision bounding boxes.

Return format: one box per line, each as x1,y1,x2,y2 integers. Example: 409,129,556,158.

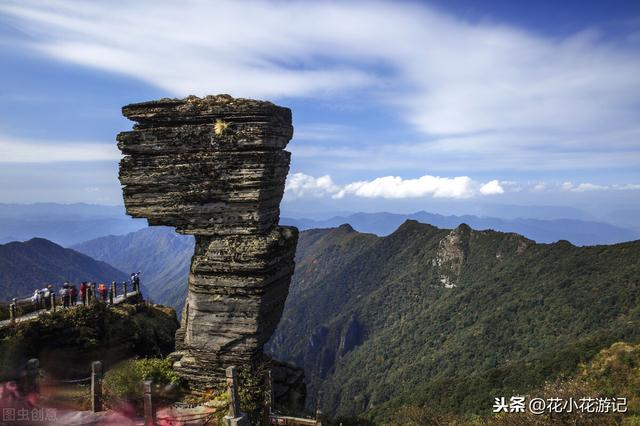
0,0,639,218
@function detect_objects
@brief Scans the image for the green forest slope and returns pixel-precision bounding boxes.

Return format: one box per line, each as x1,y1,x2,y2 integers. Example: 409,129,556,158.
266,220,640,420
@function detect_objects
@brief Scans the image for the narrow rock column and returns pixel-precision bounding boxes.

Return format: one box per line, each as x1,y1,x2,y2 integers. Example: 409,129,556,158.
117,95,298,391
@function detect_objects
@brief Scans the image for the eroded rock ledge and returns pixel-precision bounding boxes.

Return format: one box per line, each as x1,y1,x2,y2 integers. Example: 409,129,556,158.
117,95,298,391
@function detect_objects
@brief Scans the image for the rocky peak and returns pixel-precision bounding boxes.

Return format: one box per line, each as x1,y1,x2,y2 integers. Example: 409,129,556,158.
117,94,299,393
432,224,472,288
336,223,356,233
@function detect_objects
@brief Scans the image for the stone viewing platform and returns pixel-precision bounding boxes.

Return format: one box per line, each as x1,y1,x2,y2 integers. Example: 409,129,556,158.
117,95,299,392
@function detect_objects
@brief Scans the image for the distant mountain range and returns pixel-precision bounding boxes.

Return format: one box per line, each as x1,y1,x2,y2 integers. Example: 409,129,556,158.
72,227,193,311
5,216,640,421
282,202,597,222
281,211,639,245
0,238,127,300
0,203,146,246
1,203,636,247
68,210,640,316
265,221,640,420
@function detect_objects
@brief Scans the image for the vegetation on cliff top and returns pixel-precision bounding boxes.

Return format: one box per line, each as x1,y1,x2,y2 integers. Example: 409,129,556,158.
373,341,640,425
0,301,178,380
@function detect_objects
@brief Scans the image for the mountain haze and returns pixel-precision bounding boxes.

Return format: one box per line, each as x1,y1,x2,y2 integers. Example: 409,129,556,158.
0,203,146,246
73,227,193,310
70,209,638,315
282,211,638,245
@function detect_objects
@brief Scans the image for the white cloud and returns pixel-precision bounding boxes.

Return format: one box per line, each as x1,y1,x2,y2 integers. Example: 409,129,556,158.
286,174,640,199
335,175,476,199
479,180,505,195
285,173,340,199
1,1,638,140
613,184,640,190
532,183,547,192
0,136,120,163
286,173,504,200
572,183,609,192
0,0,639,177
560,181,640,192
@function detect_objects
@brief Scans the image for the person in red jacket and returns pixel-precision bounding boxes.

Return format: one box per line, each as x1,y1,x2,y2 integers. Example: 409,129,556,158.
98,283,107,302
80,282,88,305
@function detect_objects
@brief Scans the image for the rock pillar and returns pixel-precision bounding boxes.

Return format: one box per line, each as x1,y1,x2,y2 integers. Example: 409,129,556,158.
117,95,298,391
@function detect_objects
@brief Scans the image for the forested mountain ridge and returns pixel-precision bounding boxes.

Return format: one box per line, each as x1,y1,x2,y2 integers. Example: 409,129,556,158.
266,220,640,420
0,238,128,300
70,220,640,421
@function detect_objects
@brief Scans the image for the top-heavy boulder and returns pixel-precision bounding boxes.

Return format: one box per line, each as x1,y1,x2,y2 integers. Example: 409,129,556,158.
117,95,294,235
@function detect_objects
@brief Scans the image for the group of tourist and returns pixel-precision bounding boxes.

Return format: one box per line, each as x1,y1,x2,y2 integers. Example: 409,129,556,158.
28,272,141,311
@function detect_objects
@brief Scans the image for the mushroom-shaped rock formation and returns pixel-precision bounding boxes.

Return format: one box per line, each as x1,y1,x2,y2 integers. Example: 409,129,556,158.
117,95,299,391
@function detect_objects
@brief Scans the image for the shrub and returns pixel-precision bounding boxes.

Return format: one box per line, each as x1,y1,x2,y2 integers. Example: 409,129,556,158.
103,358,183,406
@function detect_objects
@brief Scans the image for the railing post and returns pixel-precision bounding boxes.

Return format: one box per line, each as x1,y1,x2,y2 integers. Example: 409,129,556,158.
113,282,118,298
12,298,18,319
227,366,240,418
144,380,154,425
9,303,16,322
50,293,56,312
224,366,250,425
109,286,114,305
91,361,103,412
123,281,128,298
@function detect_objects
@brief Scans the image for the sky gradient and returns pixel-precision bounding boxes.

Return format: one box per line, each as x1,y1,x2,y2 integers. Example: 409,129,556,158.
0,0,639,218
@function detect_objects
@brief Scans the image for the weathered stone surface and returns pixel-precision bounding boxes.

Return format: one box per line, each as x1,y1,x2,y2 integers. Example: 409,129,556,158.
121,95,293,131
432,223,470,288
117,95,299,393
118,95,293,236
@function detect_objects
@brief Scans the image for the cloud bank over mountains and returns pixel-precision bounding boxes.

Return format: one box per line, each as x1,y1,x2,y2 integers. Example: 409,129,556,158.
285,173,506,200
285,173,640,200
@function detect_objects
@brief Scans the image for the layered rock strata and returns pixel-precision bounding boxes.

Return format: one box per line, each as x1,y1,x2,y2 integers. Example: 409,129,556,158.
117,95,298,391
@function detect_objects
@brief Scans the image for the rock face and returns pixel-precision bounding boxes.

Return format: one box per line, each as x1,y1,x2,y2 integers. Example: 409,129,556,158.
432,223,471,288
117,95,298,391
